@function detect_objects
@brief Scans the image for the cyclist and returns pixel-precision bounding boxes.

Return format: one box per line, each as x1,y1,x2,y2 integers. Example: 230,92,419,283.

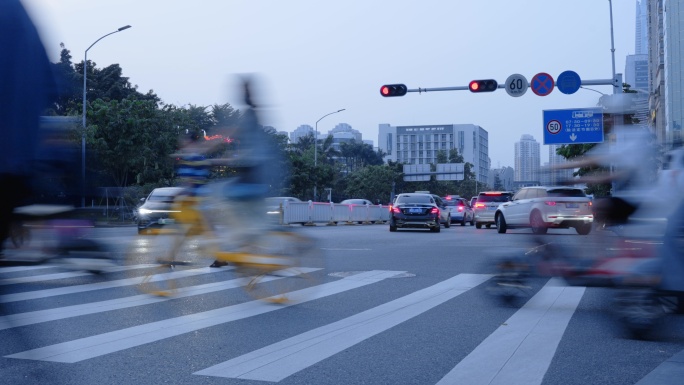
209,77,284,266
167,77,284,268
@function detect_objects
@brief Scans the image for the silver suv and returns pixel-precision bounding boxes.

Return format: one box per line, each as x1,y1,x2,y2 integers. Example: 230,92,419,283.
473,191,513,229
494,186,593,235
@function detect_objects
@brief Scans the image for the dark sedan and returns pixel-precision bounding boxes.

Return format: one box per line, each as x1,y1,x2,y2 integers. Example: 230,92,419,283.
389,193,441,232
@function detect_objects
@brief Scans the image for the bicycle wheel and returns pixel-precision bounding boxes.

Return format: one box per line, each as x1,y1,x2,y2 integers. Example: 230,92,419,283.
125,225,216,296
220,230,324,304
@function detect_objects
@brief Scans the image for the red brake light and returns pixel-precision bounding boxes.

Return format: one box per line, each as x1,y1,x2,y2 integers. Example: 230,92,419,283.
475,203,486,209
458,206,464,212
430,207,439,215
545,201,557,206
390,206,401,213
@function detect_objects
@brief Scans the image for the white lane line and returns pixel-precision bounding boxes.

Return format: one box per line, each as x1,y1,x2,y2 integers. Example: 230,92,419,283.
436,281,585,385
0,267,219,303
0,266,54,274
0,264,153,286
0,267,320,331
6,270,405,363
193,273,492,382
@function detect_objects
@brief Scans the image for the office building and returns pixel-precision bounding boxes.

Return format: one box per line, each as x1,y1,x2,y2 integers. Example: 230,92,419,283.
514,134,540,185
377,123,490,185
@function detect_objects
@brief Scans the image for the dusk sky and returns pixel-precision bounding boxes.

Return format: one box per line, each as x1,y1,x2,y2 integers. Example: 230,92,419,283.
23,0,636,168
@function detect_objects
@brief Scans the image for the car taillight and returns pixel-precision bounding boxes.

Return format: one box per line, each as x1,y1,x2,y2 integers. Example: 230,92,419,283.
390,206,401,213
430,207,439,215
475,203,485,209
588,201,592,207
545,201,557,206
458,206,464,212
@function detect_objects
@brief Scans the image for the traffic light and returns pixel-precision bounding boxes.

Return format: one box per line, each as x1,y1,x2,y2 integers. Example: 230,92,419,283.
380,84,408,97
468,79,498,93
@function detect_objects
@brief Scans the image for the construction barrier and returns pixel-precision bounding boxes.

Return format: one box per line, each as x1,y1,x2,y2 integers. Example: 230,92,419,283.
277,201,389,226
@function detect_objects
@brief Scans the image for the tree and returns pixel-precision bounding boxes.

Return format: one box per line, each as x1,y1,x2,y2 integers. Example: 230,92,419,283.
344,165,399,204
87,98,178,188
493,173,503,190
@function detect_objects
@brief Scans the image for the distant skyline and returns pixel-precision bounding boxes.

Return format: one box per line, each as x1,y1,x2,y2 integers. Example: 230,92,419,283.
23,0,636,168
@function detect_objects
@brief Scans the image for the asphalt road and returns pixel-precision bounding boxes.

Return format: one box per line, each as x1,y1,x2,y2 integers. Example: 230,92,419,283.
0,223,682,384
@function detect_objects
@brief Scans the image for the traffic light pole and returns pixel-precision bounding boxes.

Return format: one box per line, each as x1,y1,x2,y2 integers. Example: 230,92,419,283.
402,77,620,95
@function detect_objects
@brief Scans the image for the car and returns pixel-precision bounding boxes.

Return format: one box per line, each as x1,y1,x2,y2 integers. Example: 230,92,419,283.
136,187,186,234
444,196,474,226
341,198,376,224
340,199,373,206
389,193,442,232
430,194,451,228
473,191,513,229
265,196,303,224
494,186,593,235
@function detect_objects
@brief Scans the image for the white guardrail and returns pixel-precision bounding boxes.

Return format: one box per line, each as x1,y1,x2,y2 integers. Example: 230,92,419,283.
277,201,390,226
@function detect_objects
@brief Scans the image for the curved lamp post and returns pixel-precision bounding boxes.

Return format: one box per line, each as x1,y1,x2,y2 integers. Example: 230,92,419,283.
313,108,345,201
81,25,131,207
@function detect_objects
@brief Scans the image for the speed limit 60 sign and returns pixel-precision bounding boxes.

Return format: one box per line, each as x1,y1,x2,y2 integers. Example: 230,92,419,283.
505,74,528,97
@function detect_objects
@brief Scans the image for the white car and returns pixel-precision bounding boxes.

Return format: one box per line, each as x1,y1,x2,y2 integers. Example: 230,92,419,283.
494,186,593,235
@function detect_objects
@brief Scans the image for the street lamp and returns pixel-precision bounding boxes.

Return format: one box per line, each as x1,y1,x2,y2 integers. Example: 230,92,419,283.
81,25,131,207
313,108,345,201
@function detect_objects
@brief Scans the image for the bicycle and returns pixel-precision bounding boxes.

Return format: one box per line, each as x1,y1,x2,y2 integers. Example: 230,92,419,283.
125,186,324,303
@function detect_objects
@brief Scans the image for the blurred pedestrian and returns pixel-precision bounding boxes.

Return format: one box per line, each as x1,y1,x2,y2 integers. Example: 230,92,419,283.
0,0,56,258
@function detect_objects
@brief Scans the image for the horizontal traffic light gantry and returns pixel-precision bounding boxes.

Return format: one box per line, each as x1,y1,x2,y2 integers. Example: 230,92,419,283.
380,84,408,97
468,79,498,93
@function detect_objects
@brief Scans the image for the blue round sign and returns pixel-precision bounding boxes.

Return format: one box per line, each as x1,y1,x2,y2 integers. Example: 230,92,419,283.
556,71,581,95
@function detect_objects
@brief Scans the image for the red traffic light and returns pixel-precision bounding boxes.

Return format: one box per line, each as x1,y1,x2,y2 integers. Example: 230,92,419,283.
468,79,498,93
380,84,407,97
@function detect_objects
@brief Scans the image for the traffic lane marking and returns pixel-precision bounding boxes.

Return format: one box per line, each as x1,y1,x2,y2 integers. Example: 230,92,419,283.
5,270,404,363
436,280,584,385
193,273,492,382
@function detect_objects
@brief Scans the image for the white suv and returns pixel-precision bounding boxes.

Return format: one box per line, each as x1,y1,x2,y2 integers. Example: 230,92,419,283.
494,186,593,235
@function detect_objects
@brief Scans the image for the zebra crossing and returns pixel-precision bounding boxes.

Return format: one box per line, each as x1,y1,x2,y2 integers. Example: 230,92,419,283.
0,263,678,385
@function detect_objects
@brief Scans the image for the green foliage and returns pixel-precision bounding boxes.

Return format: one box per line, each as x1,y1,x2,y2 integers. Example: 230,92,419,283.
344,165,399,204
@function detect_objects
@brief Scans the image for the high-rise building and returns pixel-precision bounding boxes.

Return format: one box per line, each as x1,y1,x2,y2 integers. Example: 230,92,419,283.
290,124,314,144
377,123,490,184
663,0,684,146
514,134,540,184
488,166,514,191
546,145,574,185
648,0,667,144
637,0,649,55
647,0,684,148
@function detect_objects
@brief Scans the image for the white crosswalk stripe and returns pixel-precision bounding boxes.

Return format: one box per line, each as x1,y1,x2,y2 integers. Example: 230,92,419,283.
193,273,491,381
0,267,219,303
436,279,585,385
0,266,673,385
0,264,154,286
6,270,405,363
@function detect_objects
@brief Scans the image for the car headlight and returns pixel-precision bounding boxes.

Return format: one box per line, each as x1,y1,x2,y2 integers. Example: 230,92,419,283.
138,208,153,216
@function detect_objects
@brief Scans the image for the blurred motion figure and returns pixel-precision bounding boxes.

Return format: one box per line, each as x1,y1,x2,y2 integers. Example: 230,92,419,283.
0,0,55,257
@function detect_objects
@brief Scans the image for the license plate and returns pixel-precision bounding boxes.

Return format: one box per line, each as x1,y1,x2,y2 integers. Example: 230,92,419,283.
409,208,422,214
565,203,579,208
